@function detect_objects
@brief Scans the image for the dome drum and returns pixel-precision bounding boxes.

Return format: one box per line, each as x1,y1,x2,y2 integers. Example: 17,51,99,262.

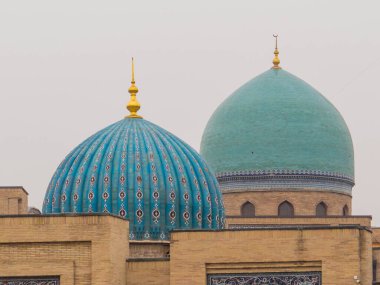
222,190,352,216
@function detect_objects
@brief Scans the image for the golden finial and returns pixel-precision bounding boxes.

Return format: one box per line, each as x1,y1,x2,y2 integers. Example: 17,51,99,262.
126,57,142,118
272,34,281,69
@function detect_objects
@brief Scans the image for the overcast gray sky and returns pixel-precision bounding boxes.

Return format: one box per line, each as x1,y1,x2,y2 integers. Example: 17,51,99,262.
1,0,379,223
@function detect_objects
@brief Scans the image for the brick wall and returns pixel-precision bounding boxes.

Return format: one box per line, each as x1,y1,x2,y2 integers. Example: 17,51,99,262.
223,190,351,216
0,187,28,215
130,241,170,258
171,226,372,285
0,214,129,285
126,260,169,285
372,228,380,282
226,216,372,228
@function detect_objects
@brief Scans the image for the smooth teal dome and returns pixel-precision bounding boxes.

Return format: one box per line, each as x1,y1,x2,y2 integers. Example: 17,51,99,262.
200,68,354,194
43,118,225,240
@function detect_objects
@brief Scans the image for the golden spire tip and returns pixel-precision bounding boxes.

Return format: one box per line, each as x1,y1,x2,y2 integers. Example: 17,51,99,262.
131,57,135,83
272,34,281,69
126,57,142,119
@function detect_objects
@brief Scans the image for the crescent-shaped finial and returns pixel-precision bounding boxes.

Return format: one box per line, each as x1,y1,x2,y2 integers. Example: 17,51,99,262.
272,34,281,69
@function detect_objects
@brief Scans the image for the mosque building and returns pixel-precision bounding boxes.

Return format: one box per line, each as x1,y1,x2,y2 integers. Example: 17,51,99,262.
0,38,379,285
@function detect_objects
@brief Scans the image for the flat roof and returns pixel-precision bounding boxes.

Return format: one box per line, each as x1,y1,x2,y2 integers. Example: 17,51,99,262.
126,258,170,262
0,186,28,195
172,224,372,233
0,212,129,221
226,215,372,219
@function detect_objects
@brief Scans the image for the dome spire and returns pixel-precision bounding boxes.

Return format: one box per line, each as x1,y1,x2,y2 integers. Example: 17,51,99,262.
272,34,281,69
126,57,142,118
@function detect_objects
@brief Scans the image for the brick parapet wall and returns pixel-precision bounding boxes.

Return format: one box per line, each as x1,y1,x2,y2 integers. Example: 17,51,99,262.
0,187,28,215
0,214,129,285
126,260,170,285
170,226,372,285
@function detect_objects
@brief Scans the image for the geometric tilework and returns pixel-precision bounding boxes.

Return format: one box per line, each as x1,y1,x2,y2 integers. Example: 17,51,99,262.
207,272,321,285
42,118,225,240
217,170,353,195
0,277,59,285
216,169,354,183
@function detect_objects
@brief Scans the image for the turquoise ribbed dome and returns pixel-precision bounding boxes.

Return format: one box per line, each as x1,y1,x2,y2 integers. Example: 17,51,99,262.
200,68,354,194
43,118,225,240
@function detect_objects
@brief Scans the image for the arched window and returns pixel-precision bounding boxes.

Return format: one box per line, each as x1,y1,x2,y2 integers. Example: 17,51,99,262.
343,205,349,216
316,202,327,217
241,201,255,217
278,201,294,217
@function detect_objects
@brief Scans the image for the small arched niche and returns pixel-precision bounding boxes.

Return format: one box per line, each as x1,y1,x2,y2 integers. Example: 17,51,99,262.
316,202,328,217
278,201,294,217
343,205,349,216
241,201,255,217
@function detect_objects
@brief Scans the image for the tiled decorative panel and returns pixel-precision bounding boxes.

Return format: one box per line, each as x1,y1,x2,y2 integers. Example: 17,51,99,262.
0,277,60,285
207,272,321,285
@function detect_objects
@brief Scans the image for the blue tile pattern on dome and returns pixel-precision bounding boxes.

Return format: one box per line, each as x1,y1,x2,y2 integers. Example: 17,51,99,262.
43,118,225,240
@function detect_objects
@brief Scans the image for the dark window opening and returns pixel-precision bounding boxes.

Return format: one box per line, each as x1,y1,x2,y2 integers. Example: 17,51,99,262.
316,202,327,217
343,205,349,216
241,202,255,217
278,201,294,217
373,259,377,282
